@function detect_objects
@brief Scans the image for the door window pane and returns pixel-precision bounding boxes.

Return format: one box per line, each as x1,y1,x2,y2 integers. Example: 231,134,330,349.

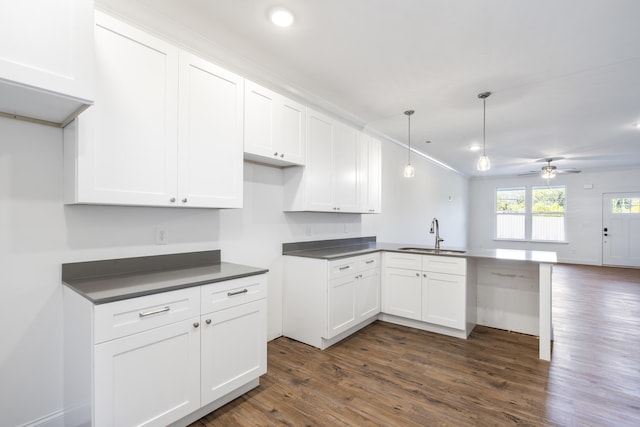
611,198,640,213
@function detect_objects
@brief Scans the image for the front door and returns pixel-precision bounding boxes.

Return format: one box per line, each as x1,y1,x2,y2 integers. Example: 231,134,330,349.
602,192,640,267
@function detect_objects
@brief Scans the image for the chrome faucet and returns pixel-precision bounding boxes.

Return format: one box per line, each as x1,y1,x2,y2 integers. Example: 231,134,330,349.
429,217,444,250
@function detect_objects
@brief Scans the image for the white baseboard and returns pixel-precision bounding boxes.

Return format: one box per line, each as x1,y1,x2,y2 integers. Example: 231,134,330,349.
19,410,65,427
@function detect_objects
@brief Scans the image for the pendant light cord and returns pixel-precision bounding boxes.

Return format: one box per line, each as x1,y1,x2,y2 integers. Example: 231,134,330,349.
408,113,411,162
482,97,486,156
404,109,414,163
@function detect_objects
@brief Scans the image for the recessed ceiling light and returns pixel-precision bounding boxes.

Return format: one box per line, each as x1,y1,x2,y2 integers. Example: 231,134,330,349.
634,122,640,128
270,7,294,27
469,144,481,152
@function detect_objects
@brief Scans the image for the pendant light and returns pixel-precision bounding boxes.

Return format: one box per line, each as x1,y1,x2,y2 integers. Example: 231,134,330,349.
477,92,491,171
403,110,415,178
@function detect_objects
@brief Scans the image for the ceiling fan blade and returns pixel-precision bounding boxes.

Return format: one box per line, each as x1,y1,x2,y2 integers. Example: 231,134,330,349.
556,169,581,174
517,171,542,176
536,156,565,163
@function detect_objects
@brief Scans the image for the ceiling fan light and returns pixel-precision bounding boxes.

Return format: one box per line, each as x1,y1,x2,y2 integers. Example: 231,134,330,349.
477,154,491,171
541,169,556,179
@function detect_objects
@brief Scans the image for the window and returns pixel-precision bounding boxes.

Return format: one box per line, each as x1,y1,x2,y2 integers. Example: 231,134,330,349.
532,186,566,241
495,185,567,242
496,187,525,239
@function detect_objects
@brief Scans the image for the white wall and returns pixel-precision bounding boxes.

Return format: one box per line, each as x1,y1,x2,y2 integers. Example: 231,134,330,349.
0,117,468,426
468,168,640,265
366,142,469,249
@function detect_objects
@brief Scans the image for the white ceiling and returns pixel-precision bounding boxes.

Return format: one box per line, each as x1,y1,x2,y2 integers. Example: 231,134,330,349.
97,0,640,177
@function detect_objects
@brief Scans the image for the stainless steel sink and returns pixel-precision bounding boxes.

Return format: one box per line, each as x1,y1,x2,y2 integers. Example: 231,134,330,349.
398,247,466,255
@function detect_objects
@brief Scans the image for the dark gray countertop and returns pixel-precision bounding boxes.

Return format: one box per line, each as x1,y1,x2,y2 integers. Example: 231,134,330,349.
62,250,268,304
282,237,557,263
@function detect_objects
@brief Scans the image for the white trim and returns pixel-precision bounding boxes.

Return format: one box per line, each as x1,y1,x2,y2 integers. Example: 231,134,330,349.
19,409,65,427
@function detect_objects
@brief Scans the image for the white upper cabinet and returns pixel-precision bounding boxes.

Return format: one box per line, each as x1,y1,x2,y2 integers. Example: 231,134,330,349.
64,12,243,208
244,80,305,166
283,108,360,212
178,51,244,208
358,134,382,214
0,0,94,126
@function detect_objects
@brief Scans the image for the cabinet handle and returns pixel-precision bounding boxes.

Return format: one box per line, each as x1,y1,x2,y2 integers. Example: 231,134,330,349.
274,152,278,156
339,265,350,270
365,260,375,264
205,319,212,325
416,273,419,277
228,288,248,296
423,274,427,278
170,197,176,203
280,153,284,158
193,322,200,328
182,198,187,203
139,306,170,318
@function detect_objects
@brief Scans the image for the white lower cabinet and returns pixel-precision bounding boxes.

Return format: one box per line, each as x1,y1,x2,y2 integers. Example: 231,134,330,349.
422,271,466,330
382,252,474,336
64,274,267,427
283,253,380,349
94,318,201,427
382,267,422,320
201,299,267,405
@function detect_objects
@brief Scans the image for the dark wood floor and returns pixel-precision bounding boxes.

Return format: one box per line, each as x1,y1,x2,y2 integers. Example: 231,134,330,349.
190,264,640,426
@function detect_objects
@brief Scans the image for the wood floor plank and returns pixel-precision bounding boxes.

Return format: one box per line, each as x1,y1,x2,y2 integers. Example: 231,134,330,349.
190,264,640,426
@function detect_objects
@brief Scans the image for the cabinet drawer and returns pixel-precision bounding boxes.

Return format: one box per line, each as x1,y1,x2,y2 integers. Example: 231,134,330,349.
94,287,200,344
422,255,466,275
384,252,422,270
201,274,267,315
358,253,380,271
328,259,357,280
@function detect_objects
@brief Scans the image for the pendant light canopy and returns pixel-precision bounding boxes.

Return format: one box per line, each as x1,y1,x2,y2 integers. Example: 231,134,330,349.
403,110,415,178
477,92,491,172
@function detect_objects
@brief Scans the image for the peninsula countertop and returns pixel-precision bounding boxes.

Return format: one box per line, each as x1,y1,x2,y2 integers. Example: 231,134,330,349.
282,237,557,264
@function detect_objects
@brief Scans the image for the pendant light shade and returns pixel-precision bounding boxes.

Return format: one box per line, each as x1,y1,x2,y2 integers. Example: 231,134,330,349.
403,110,415,178
477,92,492,171
477,154,491,171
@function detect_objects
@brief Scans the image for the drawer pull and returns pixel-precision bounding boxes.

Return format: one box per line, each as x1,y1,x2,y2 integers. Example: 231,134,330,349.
365,260,375,264
139,306,170,318
227,289,248,297
339,266,350,270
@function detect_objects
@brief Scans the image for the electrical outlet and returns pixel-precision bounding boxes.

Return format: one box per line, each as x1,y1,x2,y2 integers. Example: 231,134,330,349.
156,226,168,245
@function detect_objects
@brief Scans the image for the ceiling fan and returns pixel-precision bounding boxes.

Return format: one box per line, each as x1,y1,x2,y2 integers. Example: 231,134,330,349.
518,157,581,179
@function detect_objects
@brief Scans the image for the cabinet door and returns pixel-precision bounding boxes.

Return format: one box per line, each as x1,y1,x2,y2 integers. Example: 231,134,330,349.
356,268,381,321
421,272,466,329
383,267,422,320
244,81,305,166
201,299,267,406
69,12,179,206
94,318,201,427
0,0,93,124
332,123,360,212
244,81,277,159
305,110,335,211
367,137,382,213
278,97,306,165
327,275,357,338
178,51,244,208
